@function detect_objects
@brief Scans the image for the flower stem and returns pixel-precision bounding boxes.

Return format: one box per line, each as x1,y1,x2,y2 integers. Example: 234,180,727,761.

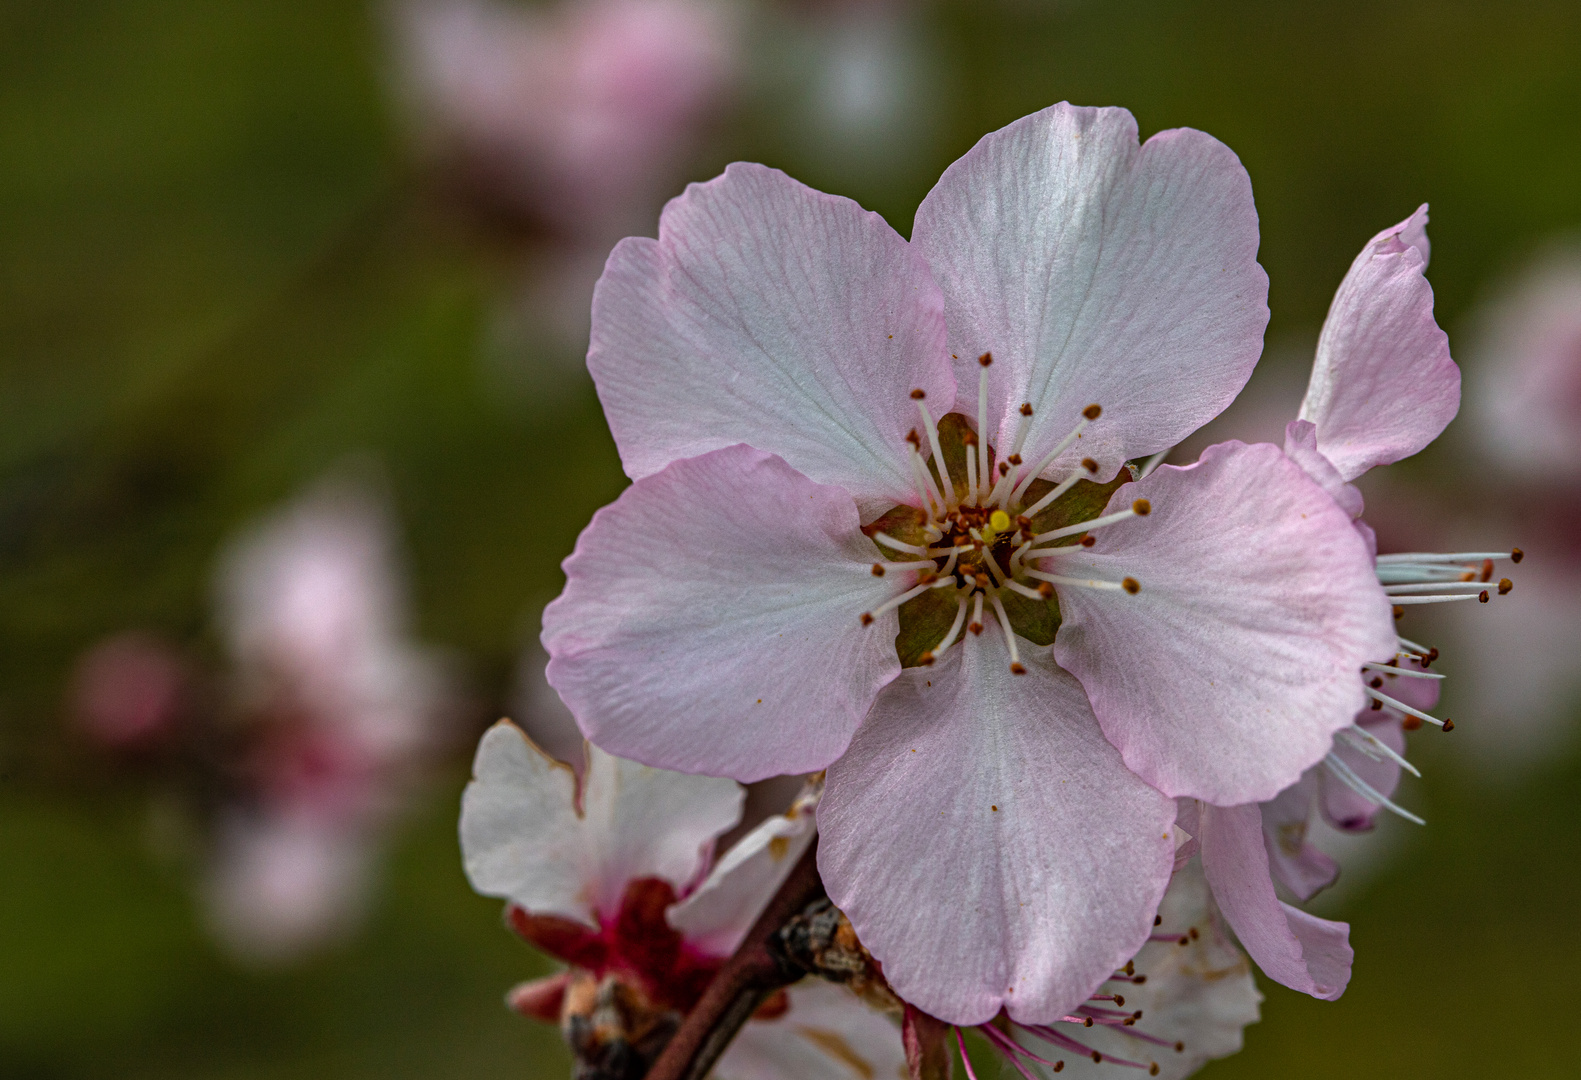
642,841,825,1080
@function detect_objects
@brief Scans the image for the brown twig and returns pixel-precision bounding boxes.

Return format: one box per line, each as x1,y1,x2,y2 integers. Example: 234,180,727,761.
642,841,825,1080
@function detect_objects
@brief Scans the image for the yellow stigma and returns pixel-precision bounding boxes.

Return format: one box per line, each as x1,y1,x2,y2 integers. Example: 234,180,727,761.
989,510,1011,533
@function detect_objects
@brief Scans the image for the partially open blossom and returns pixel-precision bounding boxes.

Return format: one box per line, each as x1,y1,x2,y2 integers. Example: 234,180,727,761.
460,721,905,1079
204,476,450,963
543,102,1395,1023
1192,205,1520,1002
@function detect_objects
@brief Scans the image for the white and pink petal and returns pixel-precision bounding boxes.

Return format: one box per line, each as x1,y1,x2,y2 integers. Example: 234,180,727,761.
818,632,1175,1026
543,444,903,782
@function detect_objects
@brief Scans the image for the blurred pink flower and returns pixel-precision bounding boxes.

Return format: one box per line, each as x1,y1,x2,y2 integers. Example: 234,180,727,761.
68,631,190,752
460,722,904,1079
394,0,737,343
543,103,1395,1024
205,474,450,963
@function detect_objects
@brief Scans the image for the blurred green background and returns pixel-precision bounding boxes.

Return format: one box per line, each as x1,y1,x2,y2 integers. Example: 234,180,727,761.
2,0,1579,1076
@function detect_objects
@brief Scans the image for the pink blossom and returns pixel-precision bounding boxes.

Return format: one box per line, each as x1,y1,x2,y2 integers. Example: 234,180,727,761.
543,103,1396,1024
205,475,450,963
459,721,905,1080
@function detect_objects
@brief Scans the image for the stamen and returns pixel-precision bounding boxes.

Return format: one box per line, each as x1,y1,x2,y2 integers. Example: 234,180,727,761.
1364,686,1450,729
1386,581,1501,595
1007,402,1036,463
1389,594,1484,605
1336,724,1422,777
1395,635,1437,658
1006,405,1101,507
1363,661,1444,680
1028,500,1150,546
1323,751,1425,825
1020,469,1087,520
965,430,981,504
861,580,937,625
912,392,957,507
871,532,931,557
988,592,1026,674
956,1028,982,1080
969,591,985,635
1003,578,1050,601
1024,569,1132,592
1375,551,1520,564
908,440,946,515
1138,449,1169,478
978,1023,1065,1074
931,591,971,656
976,355,993,503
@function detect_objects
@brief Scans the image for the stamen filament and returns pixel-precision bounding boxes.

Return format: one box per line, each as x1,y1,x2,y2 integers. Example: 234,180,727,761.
956,1028,982,1080
863,580,936,623
1324,751,1425,825
1020,470,1085,520
970,591,985,635
932,592,971,655
909,445,945,515
1386,581,1499,594
1008,415,1092,506
977,364,992,498
1024,569,1129,591
872,532,930,556
1336,725,1422,777
1390,594,1484,605
1030,506,1139,546
965,438,980,504
1138,449,1169,478
1003,579,1049,601
915,400,957,507
1365,686,1448,728
1363,662,1444,680
987,592,1024,672
1396,635,1435,656
1375,551,1518,564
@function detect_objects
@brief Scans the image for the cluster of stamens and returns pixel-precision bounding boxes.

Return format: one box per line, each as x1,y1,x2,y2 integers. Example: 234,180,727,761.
1322,548,1524,824
958,951,1194,1077
860,353,1149,675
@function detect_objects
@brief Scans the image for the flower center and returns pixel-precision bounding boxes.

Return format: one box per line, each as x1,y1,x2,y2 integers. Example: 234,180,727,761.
859,353,1150,674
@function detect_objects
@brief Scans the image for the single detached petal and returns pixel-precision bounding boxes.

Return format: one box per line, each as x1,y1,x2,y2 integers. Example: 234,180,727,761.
819,632,1175,1026
1260,774,1339,901
912,102,1268,481
668,783,819,957
1054,441,1397,805
589,161,954,513
1199,803,1353,1001
1299,205,1459,481
544,444,902,782
713,979,906,1080
460,721,743,924
1016,858,1261,1080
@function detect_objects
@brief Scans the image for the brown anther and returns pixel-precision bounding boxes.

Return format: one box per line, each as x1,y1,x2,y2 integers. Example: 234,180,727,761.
1053,1063,1064,1073
1154,915,1162,926
1080,535,1096,547
1083,1017,1094,1028
860,613,874,626
1499,578,1513,595
906,429,921,447
1370,677,1384,689
1132,498,1151,516
968,621,984,636
1122,577,1141,594
1393,605,1405,620
975,574,991,589
1512,547,1525,563
1037,582,1055,599
1017,515,1032,530
1123,962,1135,975
918,652,936,667
1370,699,1383,711
1177,935,1189,946
1019,402,1033,416
1133,975,1147,985
1092,1051,1103,1063
979,352,993,367
1150,1065,1161,1076
1174,1042,1185,1053
1480,559,1494,583
1082,457,1099,473
1113,995,1125,1007
1442,718,1455,732
1402,715,1423,731
1188,927,1199,940
918,572,939,585
1010,663,1027,675
1459,571,1475,582
998,462,1011,476
871,564,885,577
1083,404,1102,420
1007,454,1023,466
1427,647,1439,662
1479,590,1490,603
910,388,926,399
963,430,979,447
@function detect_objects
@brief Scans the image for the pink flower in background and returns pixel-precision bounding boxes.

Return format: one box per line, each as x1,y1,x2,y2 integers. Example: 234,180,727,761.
460,721,905,1080
205,474,451,964
543,103,1395,1023
394,0,737,343
69,631,191,752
